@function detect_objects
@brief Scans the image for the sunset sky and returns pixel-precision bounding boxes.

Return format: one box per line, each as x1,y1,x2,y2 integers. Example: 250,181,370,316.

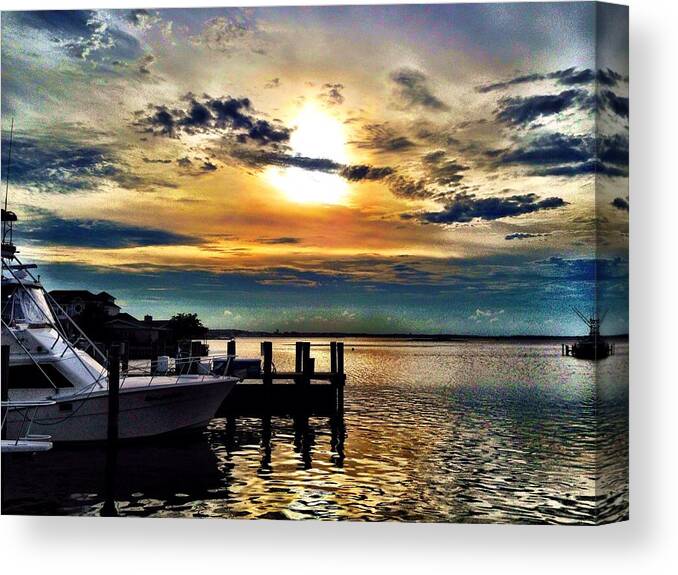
1,3,629,335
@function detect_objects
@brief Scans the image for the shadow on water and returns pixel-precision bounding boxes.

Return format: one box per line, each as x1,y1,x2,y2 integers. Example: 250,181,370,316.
1,414,346,518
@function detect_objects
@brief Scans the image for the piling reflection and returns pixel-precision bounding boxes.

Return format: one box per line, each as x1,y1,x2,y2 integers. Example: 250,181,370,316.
2,339,628,523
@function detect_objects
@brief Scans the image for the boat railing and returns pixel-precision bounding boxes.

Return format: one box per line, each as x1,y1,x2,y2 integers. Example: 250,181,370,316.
119,354,235,388
1,399,56,448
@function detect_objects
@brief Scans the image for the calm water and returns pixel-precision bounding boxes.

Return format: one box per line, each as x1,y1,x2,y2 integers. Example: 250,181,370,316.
2,338,629,524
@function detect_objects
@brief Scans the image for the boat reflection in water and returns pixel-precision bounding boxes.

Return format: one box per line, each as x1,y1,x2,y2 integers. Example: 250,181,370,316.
2,414,345,518
3,338,627,524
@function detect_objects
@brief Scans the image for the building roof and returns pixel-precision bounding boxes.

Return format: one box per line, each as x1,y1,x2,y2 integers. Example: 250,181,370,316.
104,312,170,331
49,290,118,304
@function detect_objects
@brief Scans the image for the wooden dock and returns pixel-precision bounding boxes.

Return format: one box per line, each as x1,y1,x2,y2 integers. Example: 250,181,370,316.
217,340,346,418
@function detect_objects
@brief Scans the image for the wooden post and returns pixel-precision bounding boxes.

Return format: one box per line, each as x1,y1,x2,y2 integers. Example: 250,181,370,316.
107,344,120,445
337,342,345,417
330,341,337,373
227,339,236,356
1,345,9,440
301,342,311,386
262,341,273,386
103,344,120,517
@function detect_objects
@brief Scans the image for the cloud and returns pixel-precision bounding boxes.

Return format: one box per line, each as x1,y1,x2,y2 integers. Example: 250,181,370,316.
17,208,199,248
390,68,449,111
495,132,628,178
477,67,625,93
498,133,591,165
228,149,339,172
601,90,629,119
611,197,629,211
504,232,549,240
422,192,567,224
530,160,626,177
0,132,168,193
257,237,301,245
319,83,345,106
190,11,259,53
469,308,505,323
351,123,416,153
420,151,468,185
133,94,291,145
339,164,394,181
125,9,161,31
495,89,589,126
386,175,434,200
13,10,140,62
264,78,281,89
137,53,156,75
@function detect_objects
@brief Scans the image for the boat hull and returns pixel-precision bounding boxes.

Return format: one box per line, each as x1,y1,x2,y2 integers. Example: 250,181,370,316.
3,378,236,442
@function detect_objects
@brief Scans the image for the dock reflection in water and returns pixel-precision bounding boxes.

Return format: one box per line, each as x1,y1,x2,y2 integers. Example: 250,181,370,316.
1,338,628,523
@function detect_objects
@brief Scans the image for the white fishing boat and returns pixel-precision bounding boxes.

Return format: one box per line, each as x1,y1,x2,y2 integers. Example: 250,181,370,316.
1,208,239,443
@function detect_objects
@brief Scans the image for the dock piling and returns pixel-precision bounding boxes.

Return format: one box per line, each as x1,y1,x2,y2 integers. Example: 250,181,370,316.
107,344,120,444
1,345,8,440
262,341,273,386
102,343,120,517
330,341,337,374
337,342,345,417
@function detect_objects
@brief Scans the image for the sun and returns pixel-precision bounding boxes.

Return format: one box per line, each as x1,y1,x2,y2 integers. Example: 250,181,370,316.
265,104,349,205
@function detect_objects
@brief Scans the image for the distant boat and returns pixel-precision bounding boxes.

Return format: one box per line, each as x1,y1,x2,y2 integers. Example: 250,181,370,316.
565,308,614,361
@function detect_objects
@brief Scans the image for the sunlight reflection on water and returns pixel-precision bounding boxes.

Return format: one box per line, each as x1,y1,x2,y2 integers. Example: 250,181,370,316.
2,338,628,523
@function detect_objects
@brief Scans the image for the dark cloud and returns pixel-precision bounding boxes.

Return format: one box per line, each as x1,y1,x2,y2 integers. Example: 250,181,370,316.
202,161,218,172
495,132,628,178
390,68,449,111
0,132,163,193
133,94,291,145
420,152,468,185
422,150,447,164
495,89,589,126
477,67,625,93
319,83,345,106
257,237,301,245
611,197,629,211
422,192,567,224
229,149,339,172
505,232,549,240
498,133,591,165
387,175,434,200
339,165,394,181
529,160,626,177
16,208,199,248
601,90,629,119
142,157,172,164
352,123,416,153
264,78,281,89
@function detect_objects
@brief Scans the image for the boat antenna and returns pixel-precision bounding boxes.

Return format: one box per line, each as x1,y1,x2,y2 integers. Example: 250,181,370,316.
4,117,14,214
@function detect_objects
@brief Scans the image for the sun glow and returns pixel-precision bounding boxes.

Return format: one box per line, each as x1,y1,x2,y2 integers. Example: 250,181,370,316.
266,104,349,205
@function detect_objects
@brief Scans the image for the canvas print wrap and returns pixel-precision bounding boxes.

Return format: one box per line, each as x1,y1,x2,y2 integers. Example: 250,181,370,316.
1,2,628,524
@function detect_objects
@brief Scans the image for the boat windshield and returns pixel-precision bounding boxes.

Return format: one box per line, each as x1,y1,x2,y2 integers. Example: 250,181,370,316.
1,284,56,327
